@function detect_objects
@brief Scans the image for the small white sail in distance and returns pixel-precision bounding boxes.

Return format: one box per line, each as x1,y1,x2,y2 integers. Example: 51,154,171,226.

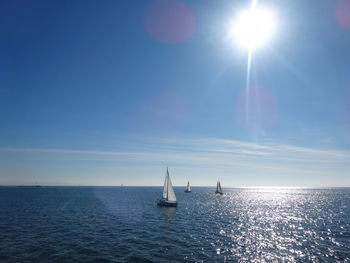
162,168,176,202
186,181,191,192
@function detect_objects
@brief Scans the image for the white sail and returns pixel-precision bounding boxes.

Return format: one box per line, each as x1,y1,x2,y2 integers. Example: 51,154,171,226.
186,181,191,191
162,171,168,199
166,172,177,202
162,168,176,202
218,181,222,193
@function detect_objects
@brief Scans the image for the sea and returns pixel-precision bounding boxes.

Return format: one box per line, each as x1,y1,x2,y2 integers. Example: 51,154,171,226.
0,186,350,262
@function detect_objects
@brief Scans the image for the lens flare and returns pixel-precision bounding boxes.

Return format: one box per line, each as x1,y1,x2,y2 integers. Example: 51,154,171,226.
235,86,277,131
336,0,350,30
144,0,195,44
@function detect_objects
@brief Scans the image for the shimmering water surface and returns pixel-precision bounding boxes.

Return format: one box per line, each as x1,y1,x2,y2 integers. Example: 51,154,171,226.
1,187,350,262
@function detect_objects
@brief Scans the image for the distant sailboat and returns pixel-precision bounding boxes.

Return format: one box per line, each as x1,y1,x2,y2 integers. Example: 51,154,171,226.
215,181,223,195
184,181,191,193
157,168,177,207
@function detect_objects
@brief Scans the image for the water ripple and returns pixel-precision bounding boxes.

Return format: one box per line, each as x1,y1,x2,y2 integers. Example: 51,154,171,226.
0,187,350,262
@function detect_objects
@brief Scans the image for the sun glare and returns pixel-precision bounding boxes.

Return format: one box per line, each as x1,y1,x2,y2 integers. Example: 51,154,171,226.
231,6,276,50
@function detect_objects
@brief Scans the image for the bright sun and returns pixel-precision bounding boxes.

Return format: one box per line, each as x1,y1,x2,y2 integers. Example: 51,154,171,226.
231,6,276,50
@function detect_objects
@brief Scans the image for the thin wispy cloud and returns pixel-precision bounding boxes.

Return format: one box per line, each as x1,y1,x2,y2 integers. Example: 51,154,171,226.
1,137,350,164
1,137,350,186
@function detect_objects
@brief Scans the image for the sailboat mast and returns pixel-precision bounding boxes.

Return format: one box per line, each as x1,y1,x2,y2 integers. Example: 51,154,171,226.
166,168,169,200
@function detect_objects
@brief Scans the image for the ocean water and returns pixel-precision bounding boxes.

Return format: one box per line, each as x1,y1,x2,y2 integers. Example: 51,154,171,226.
0,187,350,262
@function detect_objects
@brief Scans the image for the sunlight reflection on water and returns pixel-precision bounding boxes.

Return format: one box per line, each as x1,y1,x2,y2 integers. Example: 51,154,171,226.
202,188,350,262
1,187,349,262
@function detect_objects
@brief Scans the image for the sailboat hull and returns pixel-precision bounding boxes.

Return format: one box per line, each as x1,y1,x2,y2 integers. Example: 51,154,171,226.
215,191,223,195
157,199,177,207
184,190,191,193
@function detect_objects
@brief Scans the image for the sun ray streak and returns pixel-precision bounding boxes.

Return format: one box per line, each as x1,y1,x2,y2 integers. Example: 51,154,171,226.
245,47,253,124
245,0,258,125
252,0,258,9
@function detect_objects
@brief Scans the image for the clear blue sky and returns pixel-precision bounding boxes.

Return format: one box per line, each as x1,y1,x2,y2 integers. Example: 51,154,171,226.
1,0,350,186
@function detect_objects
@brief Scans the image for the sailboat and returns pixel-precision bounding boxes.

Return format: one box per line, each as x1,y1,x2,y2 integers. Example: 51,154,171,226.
184,181,191,193
215,181,223,195
157,168,177,207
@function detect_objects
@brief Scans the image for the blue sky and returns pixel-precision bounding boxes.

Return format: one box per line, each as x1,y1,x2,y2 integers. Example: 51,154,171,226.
1,0,350,186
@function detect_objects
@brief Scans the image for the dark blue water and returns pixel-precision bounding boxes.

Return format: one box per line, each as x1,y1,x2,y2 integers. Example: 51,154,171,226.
1,187,350,262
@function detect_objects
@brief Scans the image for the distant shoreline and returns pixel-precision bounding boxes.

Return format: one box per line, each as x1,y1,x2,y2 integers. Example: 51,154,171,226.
1,185,350,189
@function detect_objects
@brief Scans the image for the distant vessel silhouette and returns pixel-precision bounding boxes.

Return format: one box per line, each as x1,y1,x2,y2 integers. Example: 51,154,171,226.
184,181,191,193
215,181,223,195
17,185,42,188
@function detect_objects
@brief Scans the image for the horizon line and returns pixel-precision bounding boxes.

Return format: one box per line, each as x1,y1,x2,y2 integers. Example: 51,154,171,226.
1,185,350,189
